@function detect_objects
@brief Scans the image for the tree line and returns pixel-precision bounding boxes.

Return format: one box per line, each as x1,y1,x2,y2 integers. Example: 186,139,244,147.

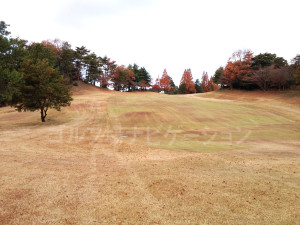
0,21,152,102
212,50,300,91
1,20,220,108
0,21,154,121
152,69,219,94
1,21,300,122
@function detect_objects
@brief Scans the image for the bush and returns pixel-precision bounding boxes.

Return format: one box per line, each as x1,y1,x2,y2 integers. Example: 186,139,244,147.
73,82,78,86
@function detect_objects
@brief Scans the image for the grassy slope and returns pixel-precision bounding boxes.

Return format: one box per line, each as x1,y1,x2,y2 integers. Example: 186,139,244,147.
0,83,299,224
108,91,300,152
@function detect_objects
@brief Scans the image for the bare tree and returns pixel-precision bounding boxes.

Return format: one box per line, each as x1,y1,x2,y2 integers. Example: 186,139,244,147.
244,66,272,91
271,67,294,90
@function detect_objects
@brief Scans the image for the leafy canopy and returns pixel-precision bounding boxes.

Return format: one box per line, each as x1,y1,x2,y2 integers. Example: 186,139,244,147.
15,58,72,122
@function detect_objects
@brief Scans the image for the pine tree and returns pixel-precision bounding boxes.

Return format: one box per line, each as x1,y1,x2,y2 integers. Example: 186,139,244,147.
195,79,203,93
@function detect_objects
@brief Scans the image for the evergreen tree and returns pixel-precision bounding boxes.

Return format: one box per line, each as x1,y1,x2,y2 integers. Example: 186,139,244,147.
213,67,223,84
178,83,186,94
100,56,116,88
74,46,90,80
85,52,102,85
0,68,23,106
128,64,151,91
0,21,27,106
15,59,72,122
59,41,76,83
195,79,203,93
167,75,177,94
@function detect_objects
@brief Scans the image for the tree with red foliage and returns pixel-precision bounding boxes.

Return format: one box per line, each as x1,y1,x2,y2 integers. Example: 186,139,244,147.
152,76,161,92
41,39,62,55
200,72,211,92
160,69,171,92
209,77,219,91
222,50,253,89
111,65,135,91
179,69,196,94
200,72,219,92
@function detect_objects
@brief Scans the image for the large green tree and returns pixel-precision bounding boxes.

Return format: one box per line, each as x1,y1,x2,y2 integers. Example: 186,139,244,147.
0,21,27,106
85,52,102,85
0,68,23,106
58,41,76,83
75,46,90,80
128,64,151,91
16,59,72,122
137,67,151,91
0,21,12,105
27,43,57,67
212,66,223,84
251,53,276,69
251,53,288,69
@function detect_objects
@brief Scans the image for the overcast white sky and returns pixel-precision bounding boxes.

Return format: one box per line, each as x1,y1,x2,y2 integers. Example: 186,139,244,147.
2,0,300,85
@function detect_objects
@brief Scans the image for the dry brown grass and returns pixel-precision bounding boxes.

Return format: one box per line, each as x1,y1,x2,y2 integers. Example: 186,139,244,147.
0,83,299,224
199,89,300,108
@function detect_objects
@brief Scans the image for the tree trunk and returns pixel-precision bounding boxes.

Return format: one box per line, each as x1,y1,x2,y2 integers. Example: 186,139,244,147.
40,109,45,122
40,108,47,122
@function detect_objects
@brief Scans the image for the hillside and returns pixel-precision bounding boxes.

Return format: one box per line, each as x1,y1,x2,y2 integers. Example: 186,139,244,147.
0,84,299,224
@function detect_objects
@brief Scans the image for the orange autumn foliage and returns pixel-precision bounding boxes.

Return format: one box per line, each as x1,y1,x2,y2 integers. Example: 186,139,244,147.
201,72,219,92
201,72,211,92
160,69,171,92
41,39,62,55
223,50,253,89
180,69,196,93
111,65,135,91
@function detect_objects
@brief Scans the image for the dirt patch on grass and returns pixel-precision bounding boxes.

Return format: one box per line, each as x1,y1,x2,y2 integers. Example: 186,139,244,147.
120,111,158,123
123,111,153,117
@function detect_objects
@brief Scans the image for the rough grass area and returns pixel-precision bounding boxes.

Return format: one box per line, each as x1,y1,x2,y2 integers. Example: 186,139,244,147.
0,83,299,224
